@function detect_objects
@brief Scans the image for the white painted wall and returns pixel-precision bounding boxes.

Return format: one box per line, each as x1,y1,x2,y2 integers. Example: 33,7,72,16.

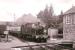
48,28,58,40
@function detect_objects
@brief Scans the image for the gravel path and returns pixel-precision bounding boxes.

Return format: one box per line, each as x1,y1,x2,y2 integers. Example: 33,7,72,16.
0,35,37,50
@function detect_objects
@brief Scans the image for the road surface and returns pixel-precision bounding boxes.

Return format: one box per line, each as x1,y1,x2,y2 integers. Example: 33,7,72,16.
0,35,64,50
0,35,39,50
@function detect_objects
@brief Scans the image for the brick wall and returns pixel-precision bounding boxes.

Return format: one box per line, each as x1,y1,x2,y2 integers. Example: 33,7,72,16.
63,14,75,41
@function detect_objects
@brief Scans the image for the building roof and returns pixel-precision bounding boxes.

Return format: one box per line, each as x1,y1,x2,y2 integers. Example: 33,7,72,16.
64,6,75,14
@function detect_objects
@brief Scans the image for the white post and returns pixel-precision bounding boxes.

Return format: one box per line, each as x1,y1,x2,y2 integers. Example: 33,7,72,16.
4,31,9,42
48,28,58,40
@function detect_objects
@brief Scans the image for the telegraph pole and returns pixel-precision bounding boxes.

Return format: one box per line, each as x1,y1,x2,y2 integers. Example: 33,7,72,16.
14,13,15,22
13,13,16,25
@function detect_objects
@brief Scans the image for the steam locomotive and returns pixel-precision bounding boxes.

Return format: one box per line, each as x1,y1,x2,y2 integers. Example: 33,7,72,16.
9,23,48,42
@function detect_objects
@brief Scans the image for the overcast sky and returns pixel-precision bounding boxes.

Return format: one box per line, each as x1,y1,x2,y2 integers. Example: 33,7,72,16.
0,0,75,21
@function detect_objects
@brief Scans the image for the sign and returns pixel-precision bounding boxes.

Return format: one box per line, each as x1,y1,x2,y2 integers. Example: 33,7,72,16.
4,31,9,34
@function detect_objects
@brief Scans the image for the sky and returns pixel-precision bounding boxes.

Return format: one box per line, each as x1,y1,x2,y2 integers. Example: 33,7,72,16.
0,0,75,21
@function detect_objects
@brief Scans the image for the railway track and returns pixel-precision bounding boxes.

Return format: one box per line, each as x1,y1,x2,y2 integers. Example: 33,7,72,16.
12,43,74,50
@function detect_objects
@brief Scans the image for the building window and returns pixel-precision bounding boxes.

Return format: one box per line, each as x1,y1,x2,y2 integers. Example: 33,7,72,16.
65,15,71,24
73,15,75,24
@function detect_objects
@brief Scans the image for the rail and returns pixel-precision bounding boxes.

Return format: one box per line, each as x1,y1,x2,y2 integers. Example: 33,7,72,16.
12,43,75,50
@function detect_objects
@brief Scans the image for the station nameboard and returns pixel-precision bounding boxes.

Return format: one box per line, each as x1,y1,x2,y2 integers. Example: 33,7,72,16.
4,31,9,34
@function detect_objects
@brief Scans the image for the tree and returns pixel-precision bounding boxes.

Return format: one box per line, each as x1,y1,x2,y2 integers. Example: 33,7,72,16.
57,11,63,24
37,5,58,28
48,5,54,17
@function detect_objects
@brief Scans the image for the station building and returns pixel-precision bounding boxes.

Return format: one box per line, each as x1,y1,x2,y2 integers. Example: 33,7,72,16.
63,6,75,41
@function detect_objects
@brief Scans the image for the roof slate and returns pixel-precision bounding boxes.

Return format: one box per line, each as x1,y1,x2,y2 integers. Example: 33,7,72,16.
64,6,75,14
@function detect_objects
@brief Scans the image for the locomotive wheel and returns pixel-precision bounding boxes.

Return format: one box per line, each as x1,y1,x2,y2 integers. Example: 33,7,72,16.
37,38,47,43
36,38,41,43
42,38,46,42
32,37,36,42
